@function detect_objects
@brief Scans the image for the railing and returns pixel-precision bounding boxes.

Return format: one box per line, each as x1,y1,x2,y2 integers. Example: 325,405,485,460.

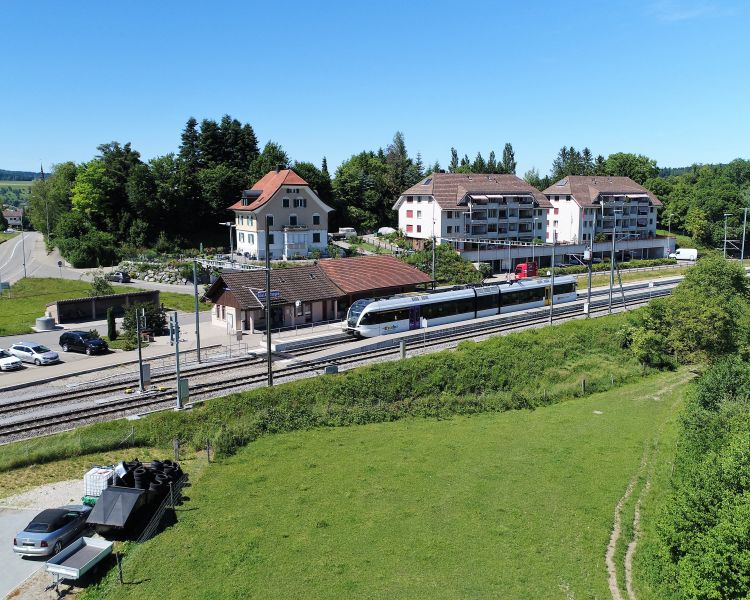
262,318,346,340
137,474,188,543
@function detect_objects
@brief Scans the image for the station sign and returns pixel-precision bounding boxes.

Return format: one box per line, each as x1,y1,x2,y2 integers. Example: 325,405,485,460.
254,289,281,301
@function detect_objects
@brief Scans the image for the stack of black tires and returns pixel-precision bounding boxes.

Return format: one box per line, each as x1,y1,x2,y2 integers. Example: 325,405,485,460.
115,458,183,499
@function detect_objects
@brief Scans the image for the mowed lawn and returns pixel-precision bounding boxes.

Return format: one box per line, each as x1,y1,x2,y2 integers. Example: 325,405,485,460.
97,369,690,600
0,278,207,336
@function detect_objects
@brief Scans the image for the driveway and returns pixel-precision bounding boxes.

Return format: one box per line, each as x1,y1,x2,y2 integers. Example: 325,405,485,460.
0,508,43,598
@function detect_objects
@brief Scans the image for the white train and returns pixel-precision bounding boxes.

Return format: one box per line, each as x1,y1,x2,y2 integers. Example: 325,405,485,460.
345,276,578,338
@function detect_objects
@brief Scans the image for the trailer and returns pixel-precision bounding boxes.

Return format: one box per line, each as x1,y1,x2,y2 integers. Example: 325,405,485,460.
45,536,112,581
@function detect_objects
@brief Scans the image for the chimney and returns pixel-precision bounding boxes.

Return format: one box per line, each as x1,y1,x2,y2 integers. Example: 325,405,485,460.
275,164,282,173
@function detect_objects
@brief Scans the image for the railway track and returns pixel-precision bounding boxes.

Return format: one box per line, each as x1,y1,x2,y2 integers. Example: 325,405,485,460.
0,286,672,443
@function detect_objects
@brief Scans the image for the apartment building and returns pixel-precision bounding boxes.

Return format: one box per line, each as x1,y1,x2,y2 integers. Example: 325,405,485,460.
543,176,661,244
228,168,333,260
394,173,550,248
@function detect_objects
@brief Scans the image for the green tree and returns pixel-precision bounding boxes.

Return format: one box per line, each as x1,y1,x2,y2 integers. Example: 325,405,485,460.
604,152,659,184
123,302,167,336
472,152,487,173
333,151,392,230
89,272,114,297
250,141,290,182
501,143,516,174
449,148,459,172
0,212,7,231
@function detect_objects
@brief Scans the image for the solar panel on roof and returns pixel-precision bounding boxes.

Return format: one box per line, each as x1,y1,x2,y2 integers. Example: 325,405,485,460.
422,178,432,185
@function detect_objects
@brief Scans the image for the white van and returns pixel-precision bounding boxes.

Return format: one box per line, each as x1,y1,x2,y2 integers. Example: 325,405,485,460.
668,248,698,261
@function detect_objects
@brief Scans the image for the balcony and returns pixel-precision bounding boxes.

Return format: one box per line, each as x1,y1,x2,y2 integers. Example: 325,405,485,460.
468,225,487,236
519,210,534,220
283,224,308,231
465,211,487,221
284,242,307,250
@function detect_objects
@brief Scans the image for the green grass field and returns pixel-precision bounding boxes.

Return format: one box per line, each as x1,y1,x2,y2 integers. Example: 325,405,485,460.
0,278,134,336
0,278,208,336
0,232,17,243
88,369,691,600
0,180,33,188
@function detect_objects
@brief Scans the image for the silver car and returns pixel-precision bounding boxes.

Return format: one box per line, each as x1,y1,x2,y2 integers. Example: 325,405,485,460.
9,342,60,366
0,348,23,371
13,505,92,556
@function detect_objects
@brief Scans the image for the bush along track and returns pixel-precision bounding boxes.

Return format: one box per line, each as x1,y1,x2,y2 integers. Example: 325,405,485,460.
0,312,660,473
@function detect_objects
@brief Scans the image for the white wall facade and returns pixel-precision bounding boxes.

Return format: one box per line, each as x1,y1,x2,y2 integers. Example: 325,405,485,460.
233,185,330,259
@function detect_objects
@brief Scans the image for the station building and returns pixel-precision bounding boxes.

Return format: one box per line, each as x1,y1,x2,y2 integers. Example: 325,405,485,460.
203,255,433,333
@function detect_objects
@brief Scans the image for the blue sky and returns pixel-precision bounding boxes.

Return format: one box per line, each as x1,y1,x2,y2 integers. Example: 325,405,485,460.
2,0,748,176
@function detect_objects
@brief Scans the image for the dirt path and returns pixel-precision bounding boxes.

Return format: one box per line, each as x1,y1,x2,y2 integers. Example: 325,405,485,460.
606,369,694,600
606,451,646,600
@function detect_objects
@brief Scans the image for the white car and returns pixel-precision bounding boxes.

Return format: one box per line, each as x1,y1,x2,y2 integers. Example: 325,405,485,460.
0,348,23,371
9,342,60,366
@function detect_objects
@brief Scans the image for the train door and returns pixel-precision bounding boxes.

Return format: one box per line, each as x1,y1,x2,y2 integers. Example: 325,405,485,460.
409,306,420,330
544,285,552,306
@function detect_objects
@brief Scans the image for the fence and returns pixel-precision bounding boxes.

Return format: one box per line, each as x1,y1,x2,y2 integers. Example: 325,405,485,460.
137,474,188,544
263,318,345,340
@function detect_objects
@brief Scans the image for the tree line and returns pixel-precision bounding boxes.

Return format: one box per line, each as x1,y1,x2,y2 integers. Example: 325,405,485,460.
24,119,750,267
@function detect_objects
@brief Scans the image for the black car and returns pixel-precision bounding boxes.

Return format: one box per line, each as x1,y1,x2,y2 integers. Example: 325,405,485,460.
59,331,109,355
106,271,131,283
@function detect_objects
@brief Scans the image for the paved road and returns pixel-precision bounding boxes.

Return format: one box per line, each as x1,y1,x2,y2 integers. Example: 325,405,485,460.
0,508,43,598
0,231,202,293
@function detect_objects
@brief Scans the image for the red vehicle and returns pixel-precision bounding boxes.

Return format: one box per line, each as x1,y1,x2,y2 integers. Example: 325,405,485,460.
514,261,538,279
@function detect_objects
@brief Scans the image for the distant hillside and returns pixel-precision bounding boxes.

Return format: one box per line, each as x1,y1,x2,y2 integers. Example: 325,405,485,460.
0,169,40,181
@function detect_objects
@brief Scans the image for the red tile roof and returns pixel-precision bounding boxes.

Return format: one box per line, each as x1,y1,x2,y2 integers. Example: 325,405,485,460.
228,169,309,212
2,208,23,218
399,172,551,210
542,176,662,207
318,255,432,295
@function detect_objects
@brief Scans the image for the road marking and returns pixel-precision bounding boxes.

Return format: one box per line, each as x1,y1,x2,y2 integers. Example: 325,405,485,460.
0,234,28,274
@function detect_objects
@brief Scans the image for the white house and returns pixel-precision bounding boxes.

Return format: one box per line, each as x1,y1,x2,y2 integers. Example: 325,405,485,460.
543,176,661,244
2,208,23,228
394,172,550,249
228,168,333,260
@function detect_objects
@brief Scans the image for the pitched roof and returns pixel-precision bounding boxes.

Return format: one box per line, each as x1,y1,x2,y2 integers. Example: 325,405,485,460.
398,172,551,210
2,208,23,218
227,169,309,212
204,265,342,310
318,255,432,295
542,176,662,207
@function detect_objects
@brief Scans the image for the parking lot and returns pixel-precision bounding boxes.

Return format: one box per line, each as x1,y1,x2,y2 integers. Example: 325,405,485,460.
0,508,43,597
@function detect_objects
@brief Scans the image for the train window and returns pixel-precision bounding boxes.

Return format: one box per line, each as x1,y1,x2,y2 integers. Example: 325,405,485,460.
554,283,575,295
455,298,475,315
476,293,499,311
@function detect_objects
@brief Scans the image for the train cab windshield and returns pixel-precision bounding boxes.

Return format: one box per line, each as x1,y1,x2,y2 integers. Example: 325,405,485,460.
347,299,374,328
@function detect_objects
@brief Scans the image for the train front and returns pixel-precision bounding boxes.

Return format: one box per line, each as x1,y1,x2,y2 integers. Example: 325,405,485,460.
344,299,374,335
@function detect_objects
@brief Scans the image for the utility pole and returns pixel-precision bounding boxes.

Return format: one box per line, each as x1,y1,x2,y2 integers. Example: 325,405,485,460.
265,215,273,387
741,207,749,264
549,230,556,325
586,209,595,318
431,234,436,283
136,308,145,393
170,312,182,409
20,221,27,279
192,260,202,363
607,210,622,315
40,163,50,244
724,213,732,259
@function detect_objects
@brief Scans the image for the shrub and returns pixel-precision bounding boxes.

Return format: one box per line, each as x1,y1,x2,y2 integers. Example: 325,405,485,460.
122,303,166,336
107,308,117,341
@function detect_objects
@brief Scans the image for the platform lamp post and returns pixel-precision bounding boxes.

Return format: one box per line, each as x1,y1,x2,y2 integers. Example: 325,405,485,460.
741,207,749,264
724,213,732,259
264,215,273,387
667,212,674,237
219,221,236,263
531,216,537,265
548,229,556,325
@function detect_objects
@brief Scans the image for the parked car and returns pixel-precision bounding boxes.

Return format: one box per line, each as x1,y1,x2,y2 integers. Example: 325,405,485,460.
13,505,92,557
59,331,109,355
0,348,23,371
105,270,131,283
9,342,60,365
